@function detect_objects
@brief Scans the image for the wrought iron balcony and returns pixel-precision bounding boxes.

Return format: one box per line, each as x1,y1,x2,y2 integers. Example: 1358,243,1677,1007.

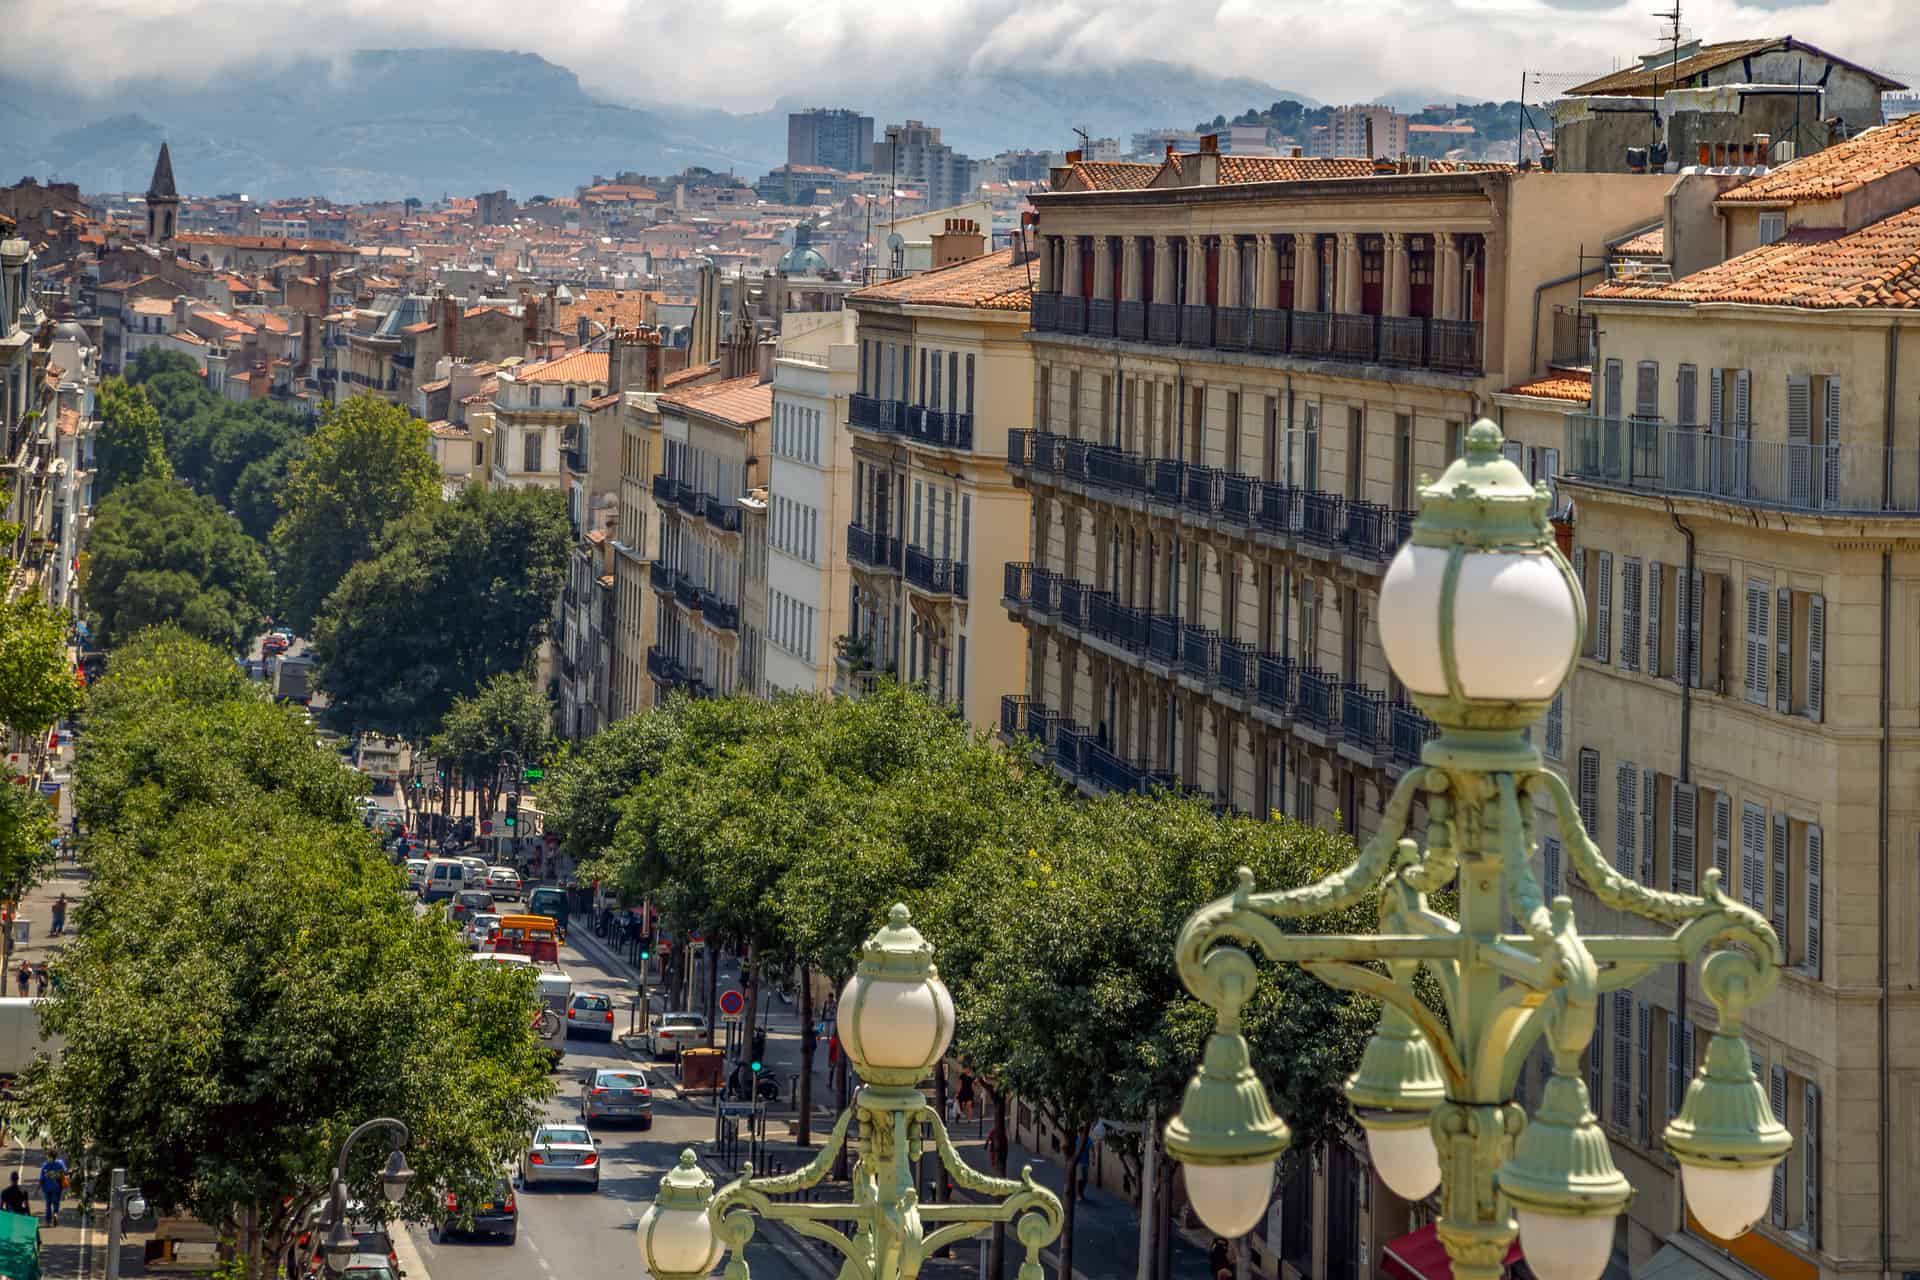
1089,445,1148,493
1150,459,1184,505
1031,292,1060,332
1089,592,1149,651
648,560,673,594
1429,318,1482,375
1214,306,1250,351
999,694,1032,739
1256,653,1293,713
1378,315,1427,367
1057,578,1087,629
1007,428,1033,469
1340,682,1389,755
1053,721,1090,776
673,576,701,610
1147,614,1182,666
699,592,739,631
1221,473,1255,523
674,482,702,516
904,546,968,599
1181,304,1213,348
1147,302,1180,345
848,522,903,572
1117,300,1146,342
1027,705,1060,748
903,407,973,452
1295,665,1335,731
1027,567,1059,614
1087,298,1116,338
1300,491,1345,548
1085,741,1148,794
1180,625,1219,682
1291,310,1332,358
1343,500,1413,563
1184,463,1219,515
1250,308,1289,355
1390,702,1439,768
646,646,684,684
848,393,903,434
1059,295,1088,334
704,496,742,533
1331,312,1377,362
1219,640,1255,696
1003,561,1033,606
651,473,675,503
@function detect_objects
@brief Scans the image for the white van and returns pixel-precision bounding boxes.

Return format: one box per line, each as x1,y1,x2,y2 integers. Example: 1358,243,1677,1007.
421,857,468,903
536,969,572,1066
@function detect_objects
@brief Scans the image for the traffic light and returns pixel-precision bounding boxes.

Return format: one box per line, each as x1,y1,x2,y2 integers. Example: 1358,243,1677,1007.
504,792,520,830
523,767,544,783
750,1060,762,1075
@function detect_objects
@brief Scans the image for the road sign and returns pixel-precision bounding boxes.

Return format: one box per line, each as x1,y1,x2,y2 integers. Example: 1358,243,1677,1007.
718,989,745,1017
480,819,493,835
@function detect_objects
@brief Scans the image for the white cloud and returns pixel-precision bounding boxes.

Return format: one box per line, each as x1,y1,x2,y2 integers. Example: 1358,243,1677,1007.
12,0,1916,109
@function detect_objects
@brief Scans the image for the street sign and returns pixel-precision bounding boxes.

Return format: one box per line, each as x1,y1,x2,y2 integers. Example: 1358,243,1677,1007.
718,989,744,1017
37,781,59,795
480,819,493,835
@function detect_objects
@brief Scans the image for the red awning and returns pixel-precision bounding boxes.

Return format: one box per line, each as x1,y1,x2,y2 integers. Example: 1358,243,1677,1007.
1381,1224,1524,1280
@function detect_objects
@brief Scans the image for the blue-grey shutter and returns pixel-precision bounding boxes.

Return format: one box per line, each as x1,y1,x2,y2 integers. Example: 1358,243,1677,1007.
1616,762,1638,878
1671,781,1697,894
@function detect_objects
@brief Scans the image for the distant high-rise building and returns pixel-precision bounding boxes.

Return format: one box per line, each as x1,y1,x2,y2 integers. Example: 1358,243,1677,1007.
1309,105,1410,159
873,121,977,212
787,108,875,174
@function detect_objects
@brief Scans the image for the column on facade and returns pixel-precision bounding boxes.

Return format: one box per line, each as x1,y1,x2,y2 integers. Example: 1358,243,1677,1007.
1336,232,1361,315
1121,237,1143,302
1292,233,1318,312
1185,235,1207,304
1434,233,1458,320
1062,235,1083,297
1092,236,1114,301
1218,236,1241,309
1385,231,1410,317
1152,235,1175,302
1253,235,1277,312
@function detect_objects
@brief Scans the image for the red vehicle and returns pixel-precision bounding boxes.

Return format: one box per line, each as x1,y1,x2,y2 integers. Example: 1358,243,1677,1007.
488,914,561,963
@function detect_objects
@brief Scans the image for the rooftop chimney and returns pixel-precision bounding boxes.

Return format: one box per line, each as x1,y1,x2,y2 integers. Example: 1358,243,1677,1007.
1200,133,1219,154
930,217,986,268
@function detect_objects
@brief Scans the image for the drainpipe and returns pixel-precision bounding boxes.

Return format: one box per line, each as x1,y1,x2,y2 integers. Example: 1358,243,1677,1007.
1666,500,1695,1122
1879,322,1897,1280
1528,261,1606,379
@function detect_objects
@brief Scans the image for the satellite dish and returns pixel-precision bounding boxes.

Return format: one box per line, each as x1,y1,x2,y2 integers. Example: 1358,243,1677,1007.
887,232,905,252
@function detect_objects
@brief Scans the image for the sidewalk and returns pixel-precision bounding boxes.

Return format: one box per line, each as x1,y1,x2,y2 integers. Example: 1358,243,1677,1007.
569,927,1210,1280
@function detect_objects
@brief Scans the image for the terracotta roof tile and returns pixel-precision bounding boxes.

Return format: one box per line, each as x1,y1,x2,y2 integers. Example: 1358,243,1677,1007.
582,391,621,411
418,378,452,393
660,373,772,427
512,347,609,385
1566,37,1906,96
1500,371,1593,403
1720,115,1920,204
1062,162,1157,191
1219,156,1513,183
663,363,718,389
850,247,1032,312
1614,226,1666,255
1590,208,1920,308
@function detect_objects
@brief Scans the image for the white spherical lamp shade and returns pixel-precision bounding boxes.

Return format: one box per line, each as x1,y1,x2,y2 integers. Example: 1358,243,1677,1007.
637,1201,724,1278
1361,1117,1441,1202
1680,1161,1778,1240
1378,543,1580,701
838,968,955,1075
1515,1208,1616,1280
1184,1160,1274,1239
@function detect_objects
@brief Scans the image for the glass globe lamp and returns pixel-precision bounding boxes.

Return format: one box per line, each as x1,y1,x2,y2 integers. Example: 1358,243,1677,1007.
638,1150,724,1280
836,904,956,1088
1662,1030,1791,1239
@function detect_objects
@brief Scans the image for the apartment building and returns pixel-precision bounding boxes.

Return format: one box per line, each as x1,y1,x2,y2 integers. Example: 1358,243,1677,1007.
840,240,1035,732
1006,142,1665,864
1547,120,1920,1280
611,387,667,722
490,346,609,491
765,310,856,695
647,374,773,703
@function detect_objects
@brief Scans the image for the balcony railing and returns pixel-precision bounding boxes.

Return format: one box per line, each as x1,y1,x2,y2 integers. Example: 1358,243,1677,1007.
1214,306,1250,352
646,646,682,684
648,560,672,594
1088,298,1116,338
1000,694,1031,739
1219,640,1255,696
1148,302,1180,345
1059,295,1088,334
700,592,740,631
1344,501,1412,563
1147,614,1182,666
1331,313,1377,363
1117,300,1147,342
674,482,702,516
1301,491,1345,547
1378,315,1426,367
1089,593,1149,651
849,394,903,433
848,522,903,572
1057,579,1088,630
1256,653,1293,713
673,577,701,610
1292,311,1333,358
1027,705,1060,749
1295,666,1335,731
904,546,968,598
651,473,674,503
1390,703,1438,768
1181,625,1219,682
1004,561,1033,605
1341,683,1389,755
1181,304,1212,348
1185,463,1219,515
1086,741,1147,794
1564,414,1920,514
1151,459,1184,505
1032,292,1059,332
903,407,974,452
704,496,743,533
1221,474,1255,523
1054,721,1089,775
1250,307,1289,355
1027,568,1059,614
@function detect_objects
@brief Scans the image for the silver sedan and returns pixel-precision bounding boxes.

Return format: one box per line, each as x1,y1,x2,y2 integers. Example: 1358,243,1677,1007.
518,1124,600,1190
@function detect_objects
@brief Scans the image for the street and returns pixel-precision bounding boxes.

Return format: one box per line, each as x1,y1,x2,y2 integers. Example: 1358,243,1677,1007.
403,926,818,1280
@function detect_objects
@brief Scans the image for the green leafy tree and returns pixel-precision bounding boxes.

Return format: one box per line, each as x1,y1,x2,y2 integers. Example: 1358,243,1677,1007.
541,708,686,865
0,596,81,737
271,397,438,632
127,347,202,387
429,672,554,820
93,378,171,499
82,476,272,651
231,440,303,544
311,485,570,736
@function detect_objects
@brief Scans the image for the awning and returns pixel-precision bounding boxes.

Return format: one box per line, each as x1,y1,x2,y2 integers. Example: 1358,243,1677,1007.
1381,1225,1523,1280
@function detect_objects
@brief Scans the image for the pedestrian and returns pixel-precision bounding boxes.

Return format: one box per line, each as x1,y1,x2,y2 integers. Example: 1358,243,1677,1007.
38,1150,65,1224
50,894,65,937
956,1069,977,1123
0,1172,27,1215
32,964,46,998
14,961,27,998
827,1031,841,1071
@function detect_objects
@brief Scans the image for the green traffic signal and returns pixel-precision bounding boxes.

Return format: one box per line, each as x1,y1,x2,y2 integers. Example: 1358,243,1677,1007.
750,1061,762,1073
523,767,544,782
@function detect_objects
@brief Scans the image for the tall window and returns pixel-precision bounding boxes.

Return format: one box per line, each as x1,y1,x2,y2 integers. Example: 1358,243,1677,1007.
523,430,543,473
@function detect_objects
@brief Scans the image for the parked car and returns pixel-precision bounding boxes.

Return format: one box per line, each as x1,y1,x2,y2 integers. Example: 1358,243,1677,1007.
440,1175,518,1243
487,867,523,901
465,912,502,950
450,888,495,925
459,856,489,879
518,1124,599,1190
646,1010,708,1058
404,859,430,891
566,992,616,1040
579,1067,653,1128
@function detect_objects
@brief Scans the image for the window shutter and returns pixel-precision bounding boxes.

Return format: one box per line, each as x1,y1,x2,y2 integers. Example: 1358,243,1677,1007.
1804,824,1822,978
1586,997,1605,1112
1605,359,1624,421
1714,790,1733,882
1686,569,1704,689
1734,368,1753,438
1596,552,1613,664
1665,1011,1685,1127
1636,999,1652,1143
1641,768,1657,886
1708,367,1724,433
1611,990,1633,1130
1745,581,1770,705
1616,762,1639,878
1621,558,1643,671
1776,586,1793,713
1771,812,1790,944
1787,373,1813,503
1672,781,1697,894
1578,748,1600,845
1646,561,1663,677
1808,594,1826,721
1769,1065,1788,1225
1543,834,1563,899
1741,802,1768,910
1545,689,1565,760
1678,364,1699,427
1636,360,1660,418
1823,377,1842,506
1803,1081,1821,1247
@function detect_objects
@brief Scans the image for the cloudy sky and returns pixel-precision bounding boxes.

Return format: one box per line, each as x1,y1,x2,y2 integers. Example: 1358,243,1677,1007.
12,0,1918,108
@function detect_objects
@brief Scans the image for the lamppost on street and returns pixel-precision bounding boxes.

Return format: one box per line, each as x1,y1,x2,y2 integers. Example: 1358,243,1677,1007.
321,1119,414,1273
1163,421,1790,1280
637,905,1063,1280
104,1168,149,1280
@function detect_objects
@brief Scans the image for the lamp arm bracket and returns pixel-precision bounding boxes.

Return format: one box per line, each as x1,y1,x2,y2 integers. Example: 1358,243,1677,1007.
1591,960,1660,994
726,1107,855,1201
1303,960,1467,1088
1530,771,1709,924
1497,774,1555,942
919,1106,1062,1230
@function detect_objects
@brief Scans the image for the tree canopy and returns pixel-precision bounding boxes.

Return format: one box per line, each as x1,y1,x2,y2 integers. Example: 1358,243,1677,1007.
311,484,571,736
82,475,271,651
92,378,171,499
271,397,439,633
429,671,554,818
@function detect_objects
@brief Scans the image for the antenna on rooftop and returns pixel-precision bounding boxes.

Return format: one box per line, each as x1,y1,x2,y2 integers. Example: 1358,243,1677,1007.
1649,0,1684,150
1072,126,1091,154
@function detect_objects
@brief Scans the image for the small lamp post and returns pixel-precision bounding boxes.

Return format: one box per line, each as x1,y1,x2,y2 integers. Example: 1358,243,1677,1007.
1165,421,1789,1280
321,1119,414,1273
637,905,1062,1280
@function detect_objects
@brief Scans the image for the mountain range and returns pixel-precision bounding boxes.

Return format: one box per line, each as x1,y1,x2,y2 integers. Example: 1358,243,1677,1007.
0,48,1317,203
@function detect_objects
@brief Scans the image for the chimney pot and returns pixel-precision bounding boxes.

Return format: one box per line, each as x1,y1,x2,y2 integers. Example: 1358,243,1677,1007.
1698,141,1712,166
1200,133,1219,154
1291,146,1303,158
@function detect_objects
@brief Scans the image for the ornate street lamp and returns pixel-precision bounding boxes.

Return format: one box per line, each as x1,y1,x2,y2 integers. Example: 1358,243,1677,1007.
321,1119,413,1272
1166,421,1789,1280
637,905,1062,1280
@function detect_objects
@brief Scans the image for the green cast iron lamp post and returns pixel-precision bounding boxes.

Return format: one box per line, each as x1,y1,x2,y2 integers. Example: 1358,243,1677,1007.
1165,420,1790,1280
637,905,1062,1280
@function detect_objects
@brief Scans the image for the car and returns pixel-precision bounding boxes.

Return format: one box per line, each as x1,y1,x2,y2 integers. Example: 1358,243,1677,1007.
459,856,489,879
646,1010,708,1058
465,912,502,950
440,1175,518,1243
518,1123,599,1190
486,867,522,901
450,888,495,925
404,859,430,891
566,992,617,1040
579,1067,653,1128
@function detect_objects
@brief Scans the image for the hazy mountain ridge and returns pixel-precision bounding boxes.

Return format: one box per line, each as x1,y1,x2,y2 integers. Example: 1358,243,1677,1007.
0,48,1311,201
